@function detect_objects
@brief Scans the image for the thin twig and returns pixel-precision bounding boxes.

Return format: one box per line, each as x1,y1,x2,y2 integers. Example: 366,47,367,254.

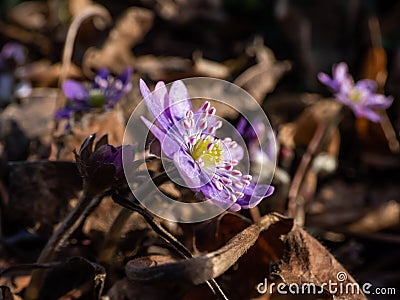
112,194,229,300
380,110,400,153
57,4,112,110
287,106,345,222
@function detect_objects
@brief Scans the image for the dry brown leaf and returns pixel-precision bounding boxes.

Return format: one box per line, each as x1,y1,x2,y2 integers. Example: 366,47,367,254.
55,108,125,160
125,213,292,286
273,226,366,300
234,41,291,103
0,88,58,140
134,55,194,82
15,61,83,87
83,7,154,75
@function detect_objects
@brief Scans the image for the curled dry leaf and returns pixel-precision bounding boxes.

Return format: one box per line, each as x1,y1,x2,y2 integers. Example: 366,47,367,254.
125,213,292,285
234,40,291,103
134,55,193,82
83,7,154,76
6,1,49,31
272,226,367,300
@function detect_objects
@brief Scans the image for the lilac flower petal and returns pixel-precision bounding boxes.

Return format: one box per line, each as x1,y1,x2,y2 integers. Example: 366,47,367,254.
236,184,274,208
141,116,180,157
169,80,193,121
118,67,133,85
318,72,337,91
1,43,26,65
140,79,166,121
154,81,169,109
174,150,202,188
355,79,377,92
96,68,110,80
55,108,73,119
141,116,166,142
367,94,393,110
62,80,89,101
354,108,382,123
236,117,247,136
200,183,237,210
333,62,349,83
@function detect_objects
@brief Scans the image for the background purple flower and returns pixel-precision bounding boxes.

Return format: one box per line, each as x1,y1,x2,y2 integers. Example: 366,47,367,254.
55,67,132,122
318,62,393,122
0,42,26,71
140,79,274,211
236,116,275,164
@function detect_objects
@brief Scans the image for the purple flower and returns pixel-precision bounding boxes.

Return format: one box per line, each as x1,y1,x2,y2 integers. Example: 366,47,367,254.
75,134,134,195
55,68,133,121
0,43,26,71
236,116,275,166
140,79,274,211
318,62,393,122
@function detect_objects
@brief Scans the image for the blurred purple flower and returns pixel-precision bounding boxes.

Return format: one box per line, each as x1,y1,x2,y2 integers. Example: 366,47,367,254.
0,42,26,71
236,116,275,165
140,79,274,211
318,62,393,122
55,68,132,121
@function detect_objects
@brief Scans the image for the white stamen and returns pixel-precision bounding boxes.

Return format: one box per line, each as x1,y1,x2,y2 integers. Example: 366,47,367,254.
201,101,210,111
229,141,238,148
221,177,232,185
215,180,224,191
234,182,244,189
242,174,252,181
199,120,207,130
230,159,239,166
183,119,191,130
186,110,194,119
189,137,197,145
225,164,233,171
235,192,244,199
242,179,251,186
231,170,242,177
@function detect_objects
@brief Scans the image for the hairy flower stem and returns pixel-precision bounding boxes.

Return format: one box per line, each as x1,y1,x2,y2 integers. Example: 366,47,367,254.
98,173,171,264
112,193,229,300
25,192,101,300
287,105,346,223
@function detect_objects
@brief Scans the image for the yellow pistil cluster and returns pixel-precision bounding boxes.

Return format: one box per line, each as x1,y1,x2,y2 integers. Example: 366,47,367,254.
191,136,223,167
349,89,362,104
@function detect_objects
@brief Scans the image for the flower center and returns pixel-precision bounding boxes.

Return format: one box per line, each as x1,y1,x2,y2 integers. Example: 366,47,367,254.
349,89,362,103
191,135,223,167
89,89,106,108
